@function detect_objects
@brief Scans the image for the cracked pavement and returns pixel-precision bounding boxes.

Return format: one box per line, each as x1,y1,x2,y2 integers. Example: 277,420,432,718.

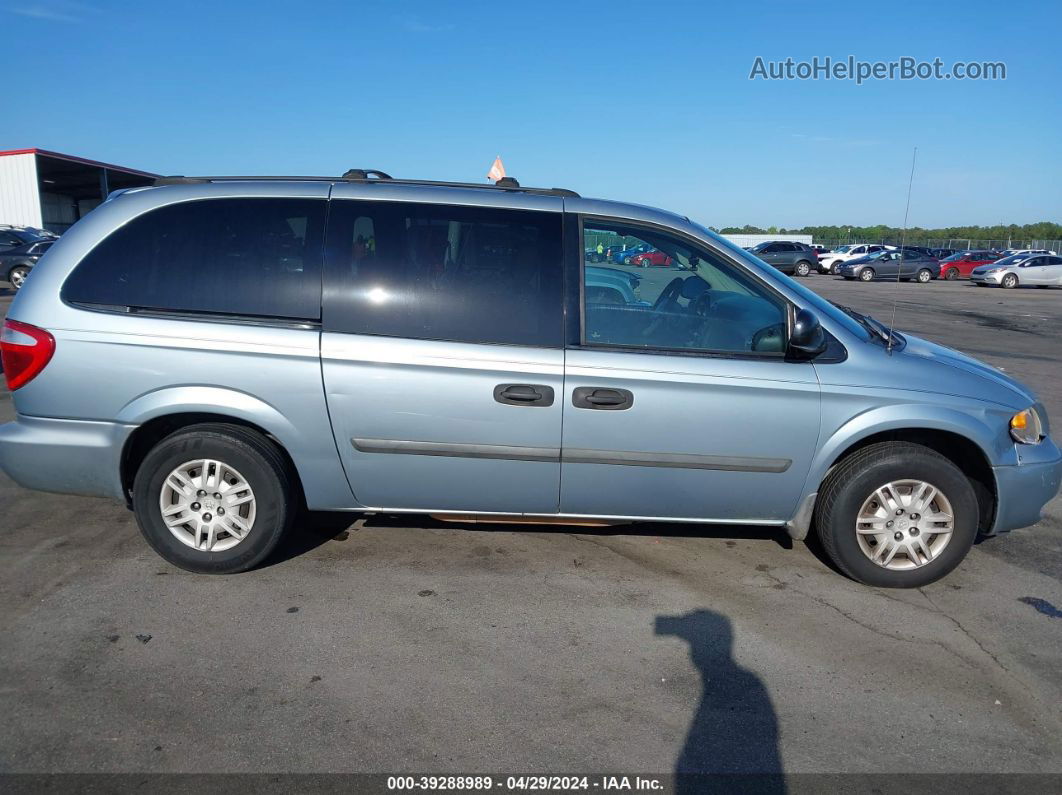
0,278,1060,775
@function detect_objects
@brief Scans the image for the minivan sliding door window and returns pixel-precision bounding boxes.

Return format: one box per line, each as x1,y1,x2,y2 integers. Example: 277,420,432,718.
323,200,564,347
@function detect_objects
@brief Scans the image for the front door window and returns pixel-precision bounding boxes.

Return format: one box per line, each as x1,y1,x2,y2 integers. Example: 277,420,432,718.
582,221,787,355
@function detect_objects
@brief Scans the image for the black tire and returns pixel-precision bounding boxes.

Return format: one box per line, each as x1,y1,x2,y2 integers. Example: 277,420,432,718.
132,423,296,574
794,260,812,277
1002,273,1018,289
859,268,875,282
916,269,932,283
944,267,959,280
814,442,978,587
8,265,30,290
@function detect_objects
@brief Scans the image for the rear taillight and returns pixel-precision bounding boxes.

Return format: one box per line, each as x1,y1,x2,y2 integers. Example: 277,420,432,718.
1,319,55,391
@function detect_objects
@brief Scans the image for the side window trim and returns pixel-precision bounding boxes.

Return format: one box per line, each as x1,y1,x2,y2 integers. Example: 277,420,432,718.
572,214,793,360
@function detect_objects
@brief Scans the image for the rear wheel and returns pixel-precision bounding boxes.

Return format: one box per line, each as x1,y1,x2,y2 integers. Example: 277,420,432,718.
794,260,812,277
815,442,978,587
132,423,296,573
945,267,959,280
8,265,30,290
859,268,875,282
916,269,932,283
1002,273,1018,289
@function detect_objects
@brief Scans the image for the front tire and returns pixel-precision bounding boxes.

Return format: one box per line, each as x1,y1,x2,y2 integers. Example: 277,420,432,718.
859,268,875,282
945,267,959,280
1002,273,1018,289
8,265,30,290
794,260,812,277
814,442,978,587
132,423,296,574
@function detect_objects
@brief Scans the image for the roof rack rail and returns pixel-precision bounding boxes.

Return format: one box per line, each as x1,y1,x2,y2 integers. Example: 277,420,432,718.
152,171,579,198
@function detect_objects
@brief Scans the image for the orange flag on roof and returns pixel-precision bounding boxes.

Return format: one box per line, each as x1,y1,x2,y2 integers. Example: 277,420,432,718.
487,156,506,182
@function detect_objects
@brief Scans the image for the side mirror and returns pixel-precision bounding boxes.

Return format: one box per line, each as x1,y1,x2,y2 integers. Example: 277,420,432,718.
788,308,827,359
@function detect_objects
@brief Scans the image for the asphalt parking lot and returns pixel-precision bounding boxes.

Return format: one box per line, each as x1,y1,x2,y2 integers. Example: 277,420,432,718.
1,274,1060,777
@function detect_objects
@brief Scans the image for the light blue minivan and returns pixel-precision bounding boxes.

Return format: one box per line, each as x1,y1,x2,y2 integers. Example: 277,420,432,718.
0,171,1058,586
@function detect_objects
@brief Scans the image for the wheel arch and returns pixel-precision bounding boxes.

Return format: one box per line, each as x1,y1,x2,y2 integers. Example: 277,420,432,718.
116,387,310,508
800,419,998,539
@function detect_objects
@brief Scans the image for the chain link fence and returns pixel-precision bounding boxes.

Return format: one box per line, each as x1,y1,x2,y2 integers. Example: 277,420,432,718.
814,238,1061,252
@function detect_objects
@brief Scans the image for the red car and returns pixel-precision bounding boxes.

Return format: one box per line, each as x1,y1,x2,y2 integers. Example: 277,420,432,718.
629,250,673,267
938,250,1001,280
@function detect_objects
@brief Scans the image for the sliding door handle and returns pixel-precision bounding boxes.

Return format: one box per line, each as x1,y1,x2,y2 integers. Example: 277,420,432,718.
572,387,634,410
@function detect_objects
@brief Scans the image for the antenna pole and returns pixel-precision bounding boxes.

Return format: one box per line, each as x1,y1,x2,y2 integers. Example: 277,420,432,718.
887,147,917,353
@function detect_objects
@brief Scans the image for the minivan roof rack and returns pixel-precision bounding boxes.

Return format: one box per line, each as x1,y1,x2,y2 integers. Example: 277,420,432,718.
152,170,579,198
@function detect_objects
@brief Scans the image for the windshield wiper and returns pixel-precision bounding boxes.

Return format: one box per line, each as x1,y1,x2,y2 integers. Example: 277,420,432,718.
831,302,892,344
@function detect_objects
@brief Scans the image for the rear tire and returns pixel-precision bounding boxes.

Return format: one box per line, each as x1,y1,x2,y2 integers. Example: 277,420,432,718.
794,260,812,277
132,423,296,574
945,267,959,280
814,442,978,587
1002,273,1018,289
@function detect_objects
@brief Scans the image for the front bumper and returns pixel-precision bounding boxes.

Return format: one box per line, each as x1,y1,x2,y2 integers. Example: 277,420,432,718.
0,414,134,500
989,439,1062,534
970,271,1004,285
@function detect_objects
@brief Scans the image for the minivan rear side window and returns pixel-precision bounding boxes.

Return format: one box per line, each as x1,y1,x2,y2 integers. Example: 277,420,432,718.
62,198,326,321
323,200,563,347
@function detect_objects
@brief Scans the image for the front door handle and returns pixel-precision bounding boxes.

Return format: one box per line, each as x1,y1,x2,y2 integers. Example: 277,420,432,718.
572,387,634,410
494,384,555,407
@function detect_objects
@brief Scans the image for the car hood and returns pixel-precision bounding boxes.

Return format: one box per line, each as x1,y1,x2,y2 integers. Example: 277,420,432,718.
899,333,1036,408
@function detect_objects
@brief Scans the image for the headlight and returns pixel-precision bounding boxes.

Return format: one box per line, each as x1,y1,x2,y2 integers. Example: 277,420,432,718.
1010,408,1044,444
985,268,1002,274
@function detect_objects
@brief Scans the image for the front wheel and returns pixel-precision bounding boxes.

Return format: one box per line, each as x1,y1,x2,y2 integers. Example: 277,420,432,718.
1002,273,1018,289
944,267,959,280
814,442,978,587
8,265,30,290
794,260,812,277
859,268,875,282
132,423,296,573
916,269,932,283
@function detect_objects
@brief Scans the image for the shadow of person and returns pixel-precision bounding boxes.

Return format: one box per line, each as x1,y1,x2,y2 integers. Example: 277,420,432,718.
655,610,785,793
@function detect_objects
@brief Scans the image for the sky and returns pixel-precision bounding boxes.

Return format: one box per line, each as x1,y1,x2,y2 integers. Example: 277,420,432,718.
2,0,1060,229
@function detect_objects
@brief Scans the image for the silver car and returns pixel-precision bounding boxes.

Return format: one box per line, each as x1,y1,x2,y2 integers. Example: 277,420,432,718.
0,172,1059,587
971,253,1062,288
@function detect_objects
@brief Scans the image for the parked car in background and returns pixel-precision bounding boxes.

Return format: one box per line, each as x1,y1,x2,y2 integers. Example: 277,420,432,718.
585,265,649,305
839,249,939,283
749,241,818,276
971,254,1062,288
938,250,1001,280
929,248,958,260
997,248,1057,258
0,225,56,253
629,249,674,267
819,243,894,274
609,243,651,264
1,239,55,290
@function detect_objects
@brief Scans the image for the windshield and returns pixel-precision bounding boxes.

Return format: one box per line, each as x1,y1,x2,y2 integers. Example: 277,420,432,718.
693,223,871,341
751,242,770,253
994,255,1028,266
